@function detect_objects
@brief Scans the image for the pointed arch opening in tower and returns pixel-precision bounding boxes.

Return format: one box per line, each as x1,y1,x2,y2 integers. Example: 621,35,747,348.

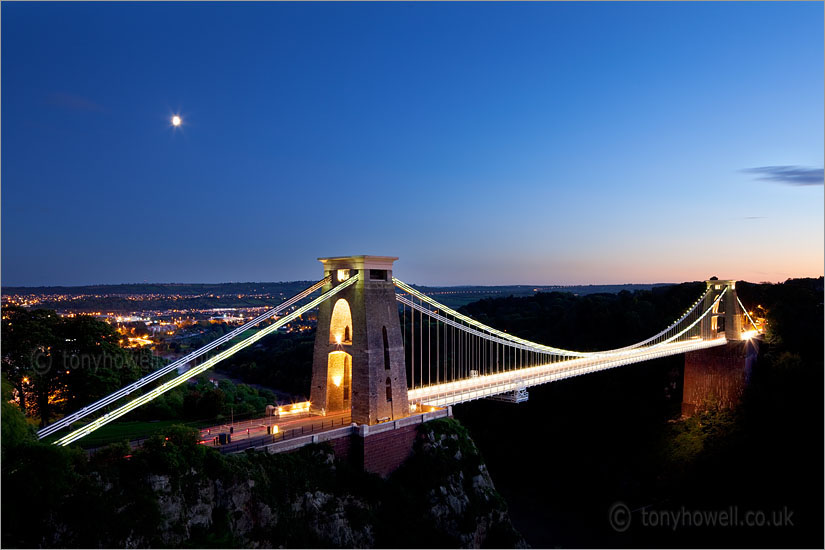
326,351,352,412
329,298,353,345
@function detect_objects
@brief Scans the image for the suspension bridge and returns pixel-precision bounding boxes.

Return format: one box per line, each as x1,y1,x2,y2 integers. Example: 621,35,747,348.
38,255,760,456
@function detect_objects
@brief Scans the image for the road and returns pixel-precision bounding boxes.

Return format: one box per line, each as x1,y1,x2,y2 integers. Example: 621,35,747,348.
199,410,353,453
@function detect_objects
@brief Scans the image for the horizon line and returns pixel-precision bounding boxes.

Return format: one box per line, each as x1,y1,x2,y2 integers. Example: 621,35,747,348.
3,276,821,291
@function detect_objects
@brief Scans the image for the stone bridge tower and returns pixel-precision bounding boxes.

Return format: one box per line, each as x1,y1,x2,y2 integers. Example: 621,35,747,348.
309,256,410,425
699,279,744,341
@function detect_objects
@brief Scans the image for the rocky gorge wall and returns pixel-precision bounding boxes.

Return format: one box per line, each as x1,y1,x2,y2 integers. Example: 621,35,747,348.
3,418,526,548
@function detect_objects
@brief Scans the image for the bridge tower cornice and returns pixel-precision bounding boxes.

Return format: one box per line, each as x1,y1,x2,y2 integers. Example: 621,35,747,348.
318,255,399,271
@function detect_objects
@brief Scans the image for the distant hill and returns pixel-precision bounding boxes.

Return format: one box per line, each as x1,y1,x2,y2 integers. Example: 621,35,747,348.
408,283,677,308
2,281,679,312
1,281,315,297
1,281,317,313
3,281,675,296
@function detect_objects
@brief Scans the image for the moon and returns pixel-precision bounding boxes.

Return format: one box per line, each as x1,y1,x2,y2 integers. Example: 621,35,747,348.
171,115,182,127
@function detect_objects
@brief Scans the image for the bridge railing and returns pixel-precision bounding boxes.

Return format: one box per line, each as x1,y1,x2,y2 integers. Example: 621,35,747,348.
408,337,728,407
212,415,353,454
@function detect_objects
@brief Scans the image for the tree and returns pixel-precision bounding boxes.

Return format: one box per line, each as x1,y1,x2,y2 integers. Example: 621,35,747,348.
1,375,36,454
56,315,142,412
1,306,144,426
1,305,61,420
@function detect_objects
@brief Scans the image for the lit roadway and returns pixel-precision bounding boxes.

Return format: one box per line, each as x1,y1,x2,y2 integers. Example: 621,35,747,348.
199,410,352,452
408,336,730,408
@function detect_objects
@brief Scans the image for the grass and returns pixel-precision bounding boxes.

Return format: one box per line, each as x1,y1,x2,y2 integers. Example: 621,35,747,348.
40,418,214,449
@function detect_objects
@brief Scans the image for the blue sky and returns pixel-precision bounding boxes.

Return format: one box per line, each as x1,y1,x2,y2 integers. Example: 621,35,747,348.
2,2,823,286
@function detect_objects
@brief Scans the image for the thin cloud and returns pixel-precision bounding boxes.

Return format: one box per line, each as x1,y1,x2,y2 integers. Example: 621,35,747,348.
46,92,106,113
742,165,824,186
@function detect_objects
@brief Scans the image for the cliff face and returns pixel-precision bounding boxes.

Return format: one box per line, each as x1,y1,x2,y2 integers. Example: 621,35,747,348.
3,419,526,548
136,469,376,548
394,419,527,548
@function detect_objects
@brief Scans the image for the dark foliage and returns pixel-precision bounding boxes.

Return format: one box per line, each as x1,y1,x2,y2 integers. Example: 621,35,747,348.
460,282,705,351
1,415,517,548
454,277,823,548
1,306,147,426
216,331,315,398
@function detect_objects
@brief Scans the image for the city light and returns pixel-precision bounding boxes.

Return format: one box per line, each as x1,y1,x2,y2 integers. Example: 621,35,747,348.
277,401,311,416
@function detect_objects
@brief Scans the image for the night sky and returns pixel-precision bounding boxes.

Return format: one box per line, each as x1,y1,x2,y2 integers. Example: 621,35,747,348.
2,2,823,286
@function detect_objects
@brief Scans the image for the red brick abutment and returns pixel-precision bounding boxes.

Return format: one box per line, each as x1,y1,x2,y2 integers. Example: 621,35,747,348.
682,339,760,416
233,407,452,477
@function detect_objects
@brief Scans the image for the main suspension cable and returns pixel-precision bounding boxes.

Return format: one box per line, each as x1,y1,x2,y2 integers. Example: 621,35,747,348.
38,276,332,439
54,276,356,446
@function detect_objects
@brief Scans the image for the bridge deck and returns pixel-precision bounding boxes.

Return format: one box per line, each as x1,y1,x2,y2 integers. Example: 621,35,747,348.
408,337,728,407
199,411,352,454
